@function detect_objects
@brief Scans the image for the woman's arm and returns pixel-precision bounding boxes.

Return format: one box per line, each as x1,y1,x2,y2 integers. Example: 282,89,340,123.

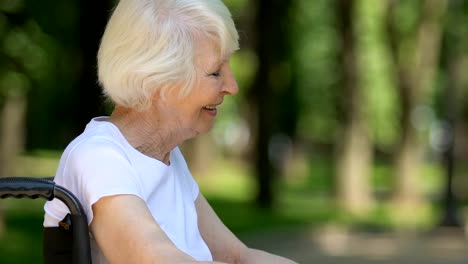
196,194,299,264
90,194,228,264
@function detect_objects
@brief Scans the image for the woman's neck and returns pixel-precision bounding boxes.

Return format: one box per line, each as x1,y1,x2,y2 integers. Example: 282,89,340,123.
108,106,180,165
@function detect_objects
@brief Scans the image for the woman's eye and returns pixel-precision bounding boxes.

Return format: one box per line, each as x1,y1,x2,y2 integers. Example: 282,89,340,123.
211,70,221,77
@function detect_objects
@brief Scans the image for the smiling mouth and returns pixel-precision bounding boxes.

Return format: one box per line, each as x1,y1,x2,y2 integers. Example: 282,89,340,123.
202,104,219,116
203,105,217,110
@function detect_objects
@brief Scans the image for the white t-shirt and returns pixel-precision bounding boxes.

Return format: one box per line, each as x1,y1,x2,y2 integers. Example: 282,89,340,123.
43,117,213,263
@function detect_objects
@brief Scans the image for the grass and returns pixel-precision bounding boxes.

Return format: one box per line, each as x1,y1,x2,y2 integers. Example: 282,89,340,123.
0,150,462,263
0,200,45,264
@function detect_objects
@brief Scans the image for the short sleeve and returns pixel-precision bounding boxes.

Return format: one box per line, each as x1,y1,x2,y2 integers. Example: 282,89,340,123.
61,139,143,225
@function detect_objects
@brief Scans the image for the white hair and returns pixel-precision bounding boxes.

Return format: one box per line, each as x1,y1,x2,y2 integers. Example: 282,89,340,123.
97,0,239,111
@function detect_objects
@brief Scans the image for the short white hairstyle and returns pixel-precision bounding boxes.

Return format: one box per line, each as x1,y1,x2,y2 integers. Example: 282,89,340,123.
97,0,239,111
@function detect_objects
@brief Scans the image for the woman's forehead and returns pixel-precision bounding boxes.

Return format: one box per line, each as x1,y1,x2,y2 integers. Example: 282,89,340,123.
194,38,226,68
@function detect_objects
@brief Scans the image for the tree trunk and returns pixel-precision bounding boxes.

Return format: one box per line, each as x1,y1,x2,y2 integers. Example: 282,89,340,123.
336,123,373,214
439,0,468,226
0,95,26,176
335,0,373,215
453,55,468,185
0,94,27,237
386,0,448,212
249,0,295,208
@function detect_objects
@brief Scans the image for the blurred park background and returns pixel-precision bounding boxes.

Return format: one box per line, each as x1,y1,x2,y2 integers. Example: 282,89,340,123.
1,0,468,263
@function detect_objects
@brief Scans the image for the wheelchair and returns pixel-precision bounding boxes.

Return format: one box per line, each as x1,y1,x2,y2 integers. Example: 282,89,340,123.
0,177,92,264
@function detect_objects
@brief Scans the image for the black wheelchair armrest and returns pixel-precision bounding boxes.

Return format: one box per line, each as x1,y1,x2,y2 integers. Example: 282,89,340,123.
0,177,92,264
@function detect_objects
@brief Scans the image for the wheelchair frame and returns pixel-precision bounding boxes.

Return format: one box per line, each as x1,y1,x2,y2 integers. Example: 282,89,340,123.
0,177,92,264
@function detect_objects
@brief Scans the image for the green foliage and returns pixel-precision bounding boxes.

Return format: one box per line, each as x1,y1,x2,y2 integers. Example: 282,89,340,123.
0,0,82,149
293,0,341,143
0,5,55,99
0,0,24,13
355,0,399,148
4,0,462,156
393,0,422,41
0,71,29,97
223,0,250,16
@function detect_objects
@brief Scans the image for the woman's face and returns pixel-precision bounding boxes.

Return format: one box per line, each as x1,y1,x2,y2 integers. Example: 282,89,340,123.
156,38,238,140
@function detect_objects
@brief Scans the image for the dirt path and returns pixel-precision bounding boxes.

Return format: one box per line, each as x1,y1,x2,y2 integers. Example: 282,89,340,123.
239,226,468,264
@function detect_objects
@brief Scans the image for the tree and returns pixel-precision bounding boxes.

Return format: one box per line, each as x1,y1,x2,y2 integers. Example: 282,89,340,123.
248,0,296,208
437,0,468,227
334,0,373,214
385,0,448,212
0,0,40,237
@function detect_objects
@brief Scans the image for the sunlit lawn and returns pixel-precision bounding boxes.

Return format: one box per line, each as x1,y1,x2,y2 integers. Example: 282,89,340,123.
0,150,457,263
0,200,44,264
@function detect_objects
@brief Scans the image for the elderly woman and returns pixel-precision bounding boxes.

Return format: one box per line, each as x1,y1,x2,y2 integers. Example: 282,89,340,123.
43,0,298,263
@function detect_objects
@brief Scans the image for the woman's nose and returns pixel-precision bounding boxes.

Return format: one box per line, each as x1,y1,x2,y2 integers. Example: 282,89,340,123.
223,67,239,95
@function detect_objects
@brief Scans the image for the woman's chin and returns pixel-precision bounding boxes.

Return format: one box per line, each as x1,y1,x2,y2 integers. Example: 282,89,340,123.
197,124,215,135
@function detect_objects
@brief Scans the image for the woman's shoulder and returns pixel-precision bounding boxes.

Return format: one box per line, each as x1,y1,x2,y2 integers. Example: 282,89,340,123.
61,120,130,165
